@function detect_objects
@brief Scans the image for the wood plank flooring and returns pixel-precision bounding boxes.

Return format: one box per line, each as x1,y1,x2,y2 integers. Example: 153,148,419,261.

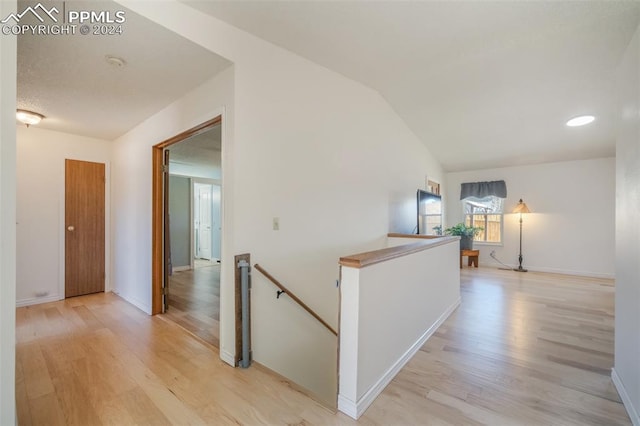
165,261,220,346
16,268,630,425
363,268,629,425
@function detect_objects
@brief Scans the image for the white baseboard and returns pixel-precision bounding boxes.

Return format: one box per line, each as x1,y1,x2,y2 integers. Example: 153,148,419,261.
338,297,461,419
484,262,615,279
16,294,62,307
116,292,152,315
220,348,236,367
172,265,191,273
529,266,615,279
337,394,358,419
612,368,640,426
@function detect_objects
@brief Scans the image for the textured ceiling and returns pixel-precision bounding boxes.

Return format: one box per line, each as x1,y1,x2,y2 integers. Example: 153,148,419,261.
17,0,231,141
183,1,640,171
170,124,221,168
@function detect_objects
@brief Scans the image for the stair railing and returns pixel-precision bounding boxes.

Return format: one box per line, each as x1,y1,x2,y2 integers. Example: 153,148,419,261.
253,264,338,336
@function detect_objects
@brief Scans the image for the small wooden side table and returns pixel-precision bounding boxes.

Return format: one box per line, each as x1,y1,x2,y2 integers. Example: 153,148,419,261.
460,249,479,268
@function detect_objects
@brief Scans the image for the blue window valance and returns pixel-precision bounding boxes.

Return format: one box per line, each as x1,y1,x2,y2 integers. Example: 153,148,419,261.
460,180,507,200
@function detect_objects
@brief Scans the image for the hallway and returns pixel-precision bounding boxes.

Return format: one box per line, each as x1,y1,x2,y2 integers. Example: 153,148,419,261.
15,268,629,425
164,260,220,347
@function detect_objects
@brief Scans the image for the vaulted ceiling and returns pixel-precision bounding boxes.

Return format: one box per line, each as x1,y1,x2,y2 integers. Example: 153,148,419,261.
16,1,640,171
183,0,640,171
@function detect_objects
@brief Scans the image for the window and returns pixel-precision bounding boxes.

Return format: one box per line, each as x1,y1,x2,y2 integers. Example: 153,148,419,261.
417,190,442,235
463,196,504,243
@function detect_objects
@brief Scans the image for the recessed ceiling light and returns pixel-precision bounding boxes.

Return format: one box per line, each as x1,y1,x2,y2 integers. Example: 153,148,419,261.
105,55,126,67
566,115,595,127
16,109,44,127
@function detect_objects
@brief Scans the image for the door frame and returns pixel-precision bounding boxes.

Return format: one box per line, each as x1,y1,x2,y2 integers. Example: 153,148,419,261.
151,115,222,314
59,158,110,299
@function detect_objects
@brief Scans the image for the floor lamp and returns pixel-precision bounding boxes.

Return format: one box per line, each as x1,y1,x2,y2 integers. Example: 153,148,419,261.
512,199,531,272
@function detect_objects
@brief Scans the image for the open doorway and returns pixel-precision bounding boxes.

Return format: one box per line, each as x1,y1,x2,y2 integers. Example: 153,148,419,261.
165,159,221,346
152,116,222,347
193,180,221,263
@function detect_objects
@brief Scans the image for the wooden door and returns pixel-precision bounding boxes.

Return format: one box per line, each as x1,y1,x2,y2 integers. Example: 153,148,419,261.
65,159,105,298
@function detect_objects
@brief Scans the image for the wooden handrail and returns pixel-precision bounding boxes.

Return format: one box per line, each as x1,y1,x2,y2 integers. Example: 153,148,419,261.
253,264,338,336
339,236,459,269
387,233,442,239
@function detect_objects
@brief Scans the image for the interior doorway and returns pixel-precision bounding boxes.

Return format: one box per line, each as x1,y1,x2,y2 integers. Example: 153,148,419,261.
194,182,213,260
165,176,221,346
65,159,105,298
193,180,222,262
151,116,223,347
164,256,221,346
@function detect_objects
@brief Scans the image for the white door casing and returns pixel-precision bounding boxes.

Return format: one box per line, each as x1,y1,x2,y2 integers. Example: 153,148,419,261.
211,184,221,260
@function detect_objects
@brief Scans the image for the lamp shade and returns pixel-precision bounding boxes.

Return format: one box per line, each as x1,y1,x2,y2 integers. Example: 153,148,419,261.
512,199,531,214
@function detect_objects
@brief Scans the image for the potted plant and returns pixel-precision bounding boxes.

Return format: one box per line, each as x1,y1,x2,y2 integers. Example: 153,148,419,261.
444,223,483,250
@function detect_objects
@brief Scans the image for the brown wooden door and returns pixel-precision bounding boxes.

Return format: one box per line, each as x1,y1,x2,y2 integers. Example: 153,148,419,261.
65,159,105,298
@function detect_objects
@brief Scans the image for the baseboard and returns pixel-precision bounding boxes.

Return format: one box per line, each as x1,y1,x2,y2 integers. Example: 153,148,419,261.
16,294,62,307
612,368,640,426
220,348,236,367
484,262,615,279
172,265,191,273
529,266,615,279
115,292,152,315
337,394,358,419
338,296,461,419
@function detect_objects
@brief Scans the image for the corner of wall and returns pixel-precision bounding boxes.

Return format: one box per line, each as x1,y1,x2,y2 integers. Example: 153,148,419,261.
0,1,17,423
612,368,640,426
614,20,640,425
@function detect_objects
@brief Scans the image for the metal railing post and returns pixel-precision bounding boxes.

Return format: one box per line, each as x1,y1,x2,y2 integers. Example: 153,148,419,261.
237,259,251,368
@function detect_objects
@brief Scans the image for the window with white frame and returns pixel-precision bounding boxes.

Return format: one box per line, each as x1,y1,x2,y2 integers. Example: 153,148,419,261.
463,196,504,243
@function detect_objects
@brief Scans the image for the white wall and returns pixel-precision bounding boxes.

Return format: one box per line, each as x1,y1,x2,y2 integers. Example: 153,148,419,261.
168,175,191,268
111,66,234,313
338,238,460,419
613,23,640,425
16,127,111,306
446,157,615,278
0,1,16,421
115,1,444,406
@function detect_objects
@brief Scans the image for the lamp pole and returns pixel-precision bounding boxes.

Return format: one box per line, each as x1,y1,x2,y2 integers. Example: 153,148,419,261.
512,198,530,272
515,212,527,272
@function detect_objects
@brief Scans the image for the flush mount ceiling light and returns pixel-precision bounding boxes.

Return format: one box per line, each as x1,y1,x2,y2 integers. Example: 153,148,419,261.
105,55,126,67
16,109,44,127
566,115,595,127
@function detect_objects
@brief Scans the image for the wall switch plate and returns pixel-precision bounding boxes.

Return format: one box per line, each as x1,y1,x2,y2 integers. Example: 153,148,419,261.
273,217,279,231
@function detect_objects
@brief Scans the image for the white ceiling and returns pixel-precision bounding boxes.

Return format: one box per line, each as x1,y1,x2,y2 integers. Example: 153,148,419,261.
183,0,640,172
170,123,221,168
16,1,640,171
17,0,231,140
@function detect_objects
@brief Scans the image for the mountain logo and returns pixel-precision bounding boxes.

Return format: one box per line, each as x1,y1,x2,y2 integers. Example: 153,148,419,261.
1,3,59,24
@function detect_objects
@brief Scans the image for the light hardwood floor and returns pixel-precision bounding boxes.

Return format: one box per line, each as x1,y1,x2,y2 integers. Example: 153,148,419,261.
165,261,220,347
16,268,630,425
